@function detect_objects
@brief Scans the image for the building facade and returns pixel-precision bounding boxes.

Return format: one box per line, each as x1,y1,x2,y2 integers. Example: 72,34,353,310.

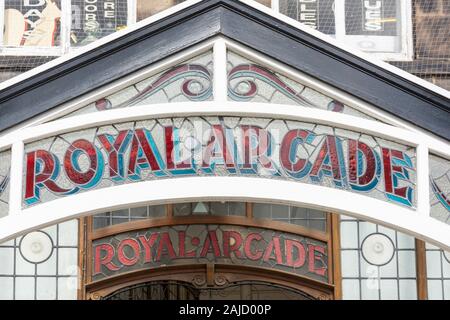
0,0,449,300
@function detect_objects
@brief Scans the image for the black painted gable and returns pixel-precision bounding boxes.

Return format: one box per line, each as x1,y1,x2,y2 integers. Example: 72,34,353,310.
0,0,448,139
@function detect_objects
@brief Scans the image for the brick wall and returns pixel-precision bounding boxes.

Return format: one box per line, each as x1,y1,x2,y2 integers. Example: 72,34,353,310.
408,0,450,89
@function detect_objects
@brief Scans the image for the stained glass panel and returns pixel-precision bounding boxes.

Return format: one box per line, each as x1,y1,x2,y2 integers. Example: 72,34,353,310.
227,51,379,121
425,243,450,300
23,116,416,208
62,51,213,118
0,149,11,218
92,224,329,283
340,215,417,300
0,220,79,300
429,154,450,225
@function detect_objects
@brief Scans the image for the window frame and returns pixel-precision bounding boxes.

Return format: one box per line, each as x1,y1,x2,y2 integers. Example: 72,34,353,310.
0,0,136,56
271,0,414,61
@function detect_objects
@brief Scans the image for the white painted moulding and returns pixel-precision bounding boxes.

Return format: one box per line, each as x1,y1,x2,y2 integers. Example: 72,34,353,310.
0,177,449,251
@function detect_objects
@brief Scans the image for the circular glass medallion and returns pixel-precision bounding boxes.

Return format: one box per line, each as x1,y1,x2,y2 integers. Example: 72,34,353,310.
361,233,395,266
236,81,251,94
19,231,54,264
188,80,203,94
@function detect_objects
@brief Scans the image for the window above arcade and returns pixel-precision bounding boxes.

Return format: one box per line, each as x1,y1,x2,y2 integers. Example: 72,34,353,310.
0,0,413,60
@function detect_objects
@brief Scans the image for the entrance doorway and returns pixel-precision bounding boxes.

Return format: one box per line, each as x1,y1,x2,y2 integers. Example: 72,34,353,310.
103,280,316,300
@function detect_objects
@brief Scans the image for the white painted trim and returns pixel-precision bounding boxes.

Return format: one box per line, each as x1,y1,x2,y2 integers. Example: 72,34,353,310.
0,177,448,250
334,0,346,40
127,0,137,25
0,39,215,136
60,0,71,55
239,0,450,98
2,36,447,159
0,0,5,47
0,0,447,101
402,0,415,62
0,102,428,150
213,38,227,102
271,0,279,12
8,141,23,216
416,143,430,217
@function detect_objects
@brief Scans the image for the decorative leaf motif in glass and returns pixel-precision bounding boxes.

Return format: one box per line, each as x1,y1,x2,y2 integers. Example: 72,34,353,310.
227,51,379,121
61,51,213,118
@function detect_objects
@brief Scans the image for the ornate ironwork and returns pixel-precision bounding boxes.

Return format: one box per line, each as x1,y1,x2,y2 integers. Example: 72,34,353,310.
102,280,317,300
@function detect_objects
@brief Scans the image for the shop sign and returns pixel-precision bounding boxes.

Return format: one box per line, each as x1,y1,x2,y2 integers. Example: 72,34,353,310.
71,0,127,46
92,224,328,282
24,116,416,208
3,0,61,47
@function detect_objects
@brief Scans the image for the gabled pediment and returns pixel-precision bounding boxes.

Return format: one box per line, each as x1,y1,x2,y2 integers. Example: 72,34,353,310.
0,0,448,140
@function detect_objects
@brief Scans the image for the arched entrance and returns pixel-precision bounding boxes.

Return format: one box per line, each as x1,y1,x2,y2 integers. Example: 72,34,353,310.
102,280,316,300
87,263,334,300
82,201,337,300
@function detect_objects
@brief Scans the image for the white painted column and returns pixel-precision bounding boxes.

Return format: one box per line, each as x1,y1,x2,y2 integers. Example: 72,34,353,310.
271,0,280,12
416,142,430,217
213,38,228,103
8,141,24,216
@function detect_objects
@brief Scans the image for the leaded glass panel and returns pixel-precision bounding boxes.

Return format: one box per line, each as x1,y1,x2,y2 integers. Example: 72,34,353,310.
92,224,328,283
253,203,327,232
340,215,417,300
61,51,213,118
227,51,379,121
429,154,450,225
173,202,245,217
425,243,450,300
0,149,11,218
0,220,79,300
23,116,416,208
93,204,167,229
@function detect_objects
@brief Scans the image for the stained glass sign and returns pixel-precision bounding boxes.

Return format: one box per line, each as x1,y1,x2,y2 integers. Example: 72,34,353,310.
92,224,329,283
0,149,11,218
429,155,450,225
23,116,416,208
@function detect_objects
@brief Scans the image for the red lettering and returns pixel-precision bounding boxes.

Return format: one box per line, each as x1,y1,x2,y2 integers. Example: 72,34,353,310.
310,135,343,184
244,233,263,260
138,233,159,263
155,232,176,261
117,239,140,266
24,150,72,204
280,129,312,178
223,231,243,258
285,239,306,268
94,243,120,274
308,244,327,276
200,231,221,257
97,130,132,180
263,237,283,265
64,139,103,187
348,139,377,186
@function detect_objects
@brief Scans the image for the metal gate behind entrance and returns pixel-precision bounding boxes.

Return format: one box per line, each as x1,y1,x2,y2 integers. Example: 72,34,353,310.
103,280,316,300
